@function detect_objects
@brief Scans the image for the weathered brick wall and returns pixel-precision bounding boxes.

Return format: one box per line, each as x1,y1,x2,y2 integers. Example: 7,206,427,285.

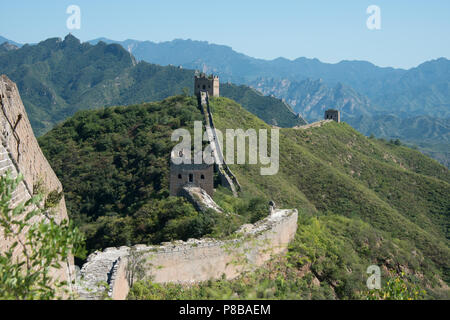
0,75,67,212
0,145,30,207
0,144,33,256
0,74,73,287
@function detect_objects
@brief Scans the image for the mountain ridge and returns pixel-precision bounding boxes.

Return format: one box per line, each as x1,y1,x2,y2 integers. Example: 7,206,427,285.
86,37,448,118
0,35,305,135
0,35,22,48
1,34,448,165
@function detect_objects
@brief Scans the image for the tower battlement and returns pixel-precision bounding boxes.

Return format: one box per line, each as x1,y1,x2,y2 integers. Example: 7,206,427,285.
194,73,219,97
325,109,340,123
169,149,214,197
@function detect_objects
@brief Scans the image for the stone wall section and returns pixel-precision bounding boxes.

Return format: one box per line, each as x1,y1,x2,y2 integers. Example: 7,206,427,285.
0,144,33,256
0,75,67,220
0,74,73,287
293,119,333,130
200,92,241,196
77,208,298,300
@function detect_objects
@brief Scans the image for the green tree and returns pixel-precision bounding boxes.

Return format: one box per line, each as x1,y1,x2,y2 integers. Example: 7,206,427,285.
0,172,85,299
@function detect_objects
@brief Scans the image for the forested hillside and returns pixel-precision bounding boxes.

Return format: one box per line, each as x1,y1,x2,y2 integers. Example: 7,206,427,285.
39,95,449,299
38,96,268,252
251,78,450,167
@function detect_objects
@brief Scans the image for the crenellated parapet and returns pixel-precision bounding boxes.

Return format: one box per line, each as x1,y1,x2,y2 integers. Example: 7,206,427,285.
194,73,220,98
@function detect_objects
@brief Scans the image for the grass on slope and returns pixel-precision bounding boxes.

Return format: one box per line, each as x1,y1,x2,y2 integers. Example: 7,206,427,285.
220,83,306,128
130,97,449,299
210,97,449,271
39,94,449,299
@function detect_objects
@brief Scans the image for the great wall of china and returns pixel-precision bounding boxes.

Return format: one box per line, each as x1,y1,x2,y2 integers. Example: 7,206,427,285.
200,91,241,196
0,75,74,285
76,78,298,300
77,208,298,300
1,73,300,300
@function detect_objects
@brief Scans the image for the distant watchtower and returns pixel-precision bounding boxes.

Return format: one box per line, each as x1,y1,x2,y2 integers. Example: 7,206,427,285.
194,73,219,98
325,109,340,123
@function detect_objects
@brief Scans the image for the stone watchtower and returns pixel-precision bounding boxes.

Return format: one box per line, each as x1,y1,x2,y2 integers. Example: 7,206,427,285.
194,73,219,98
169,150,214,197
325,109,340,123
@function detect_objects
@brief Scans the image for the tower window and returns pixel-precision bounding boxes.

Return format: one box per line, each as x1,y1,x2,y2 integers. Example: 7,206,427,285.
178,174,182,179
202,85,206,90
189,173,193,182
201,174,205,180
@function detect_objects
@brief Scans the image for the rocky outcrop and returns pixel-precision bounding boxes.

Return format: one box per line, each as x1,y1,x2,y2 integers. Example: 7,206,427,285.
0,42,19,53
181,185,223,213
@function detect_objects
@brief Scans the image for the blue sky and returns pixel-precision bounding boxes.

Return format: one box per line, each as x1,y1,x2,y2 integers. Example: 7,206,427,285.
1,0,449,69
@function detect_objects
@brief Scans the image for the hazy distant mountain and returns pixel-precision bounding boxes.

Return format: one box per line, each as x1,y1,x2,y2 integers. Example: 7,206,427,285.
0,35,22,48
88,38,449,118
3,34,448,164
0,35,304,135
88,38,402,86
250,77,449,166
0,42,19,54
370,58,450,118
220,82,305,127
88,38,259,83
358,114,449,142
250,78,377,121
355,114,450,167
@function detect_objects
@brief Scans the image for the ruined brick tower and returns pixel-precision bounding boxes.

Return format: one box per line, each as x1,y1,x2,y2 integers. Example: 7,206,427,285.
325,109,340,123
194,73,219,98
169,150,214,197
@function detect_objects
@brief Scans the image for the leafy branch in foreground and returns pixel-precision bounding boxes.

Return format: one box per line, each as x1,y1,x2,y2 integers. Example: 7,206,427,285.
0,171,85,300
364,271,426,300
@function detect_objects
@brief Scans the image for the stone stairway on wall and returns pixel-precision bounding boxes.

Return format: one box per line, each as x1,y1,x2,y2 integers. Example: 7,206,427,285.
199,91,241,197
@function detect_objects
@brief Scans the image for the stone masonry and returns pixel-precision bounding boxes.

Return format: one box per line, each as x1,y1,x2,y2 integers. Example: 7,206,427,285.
77,208,298,300
194,73,219,98
169,160,214,197
0,74,74,287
